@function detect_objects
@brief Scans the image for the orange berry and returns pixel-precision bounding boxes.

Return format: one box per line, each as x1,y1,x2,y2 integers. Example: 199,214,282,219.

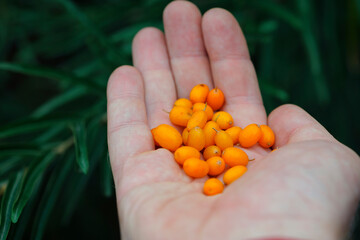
192,103,213,121
203,145,221,160
187,110,207,131
258,125,275,148
206,88,225,111
222,147,248,167
183,158,209,178
182,128,189,145
169,106,193,127
214,129,233,150
206,156,225,176
174,98,192,109
223,166,247,185
151,128,160,147
174,146,200,165
238,124,262,148
212,111,234,130
152,124,182,152
187,127,205,151
189,84,209,103
203,178,224,196
203,121,220,148
225,126,242,144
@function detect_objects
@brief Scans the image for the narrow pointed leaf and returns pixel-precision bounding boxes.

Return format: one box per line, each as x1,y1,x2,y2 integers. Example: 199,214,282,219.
100,152,114,197
0,171,24,240
11,152,56,223
248,0,302,30
31,86,87,118
0,62,104,95
71,122,89,174
0,114,81,139
61,125,106,224
30,154,73,240
259,81,289,102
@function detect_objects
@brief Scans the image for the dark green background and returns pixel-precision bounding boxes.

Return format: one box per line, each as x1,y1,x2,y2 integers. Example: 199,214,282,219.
0,0,359,239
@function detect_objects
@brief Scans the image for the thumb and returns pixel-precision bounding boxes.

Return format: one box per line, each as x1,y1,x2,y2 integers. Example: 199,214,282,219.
268,104,336,148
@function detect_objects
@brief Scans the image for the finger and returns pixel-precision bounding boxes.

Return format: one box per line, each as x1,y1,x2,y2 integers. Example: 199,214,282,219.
107,66,153,178
132,27,177,129
202,8,267,127
268,104,336,148
163,1,213,97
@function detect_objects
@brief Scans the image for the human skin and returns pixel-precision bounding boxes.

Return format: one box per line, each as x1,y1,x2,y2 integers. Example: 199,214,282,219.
106,1,360,239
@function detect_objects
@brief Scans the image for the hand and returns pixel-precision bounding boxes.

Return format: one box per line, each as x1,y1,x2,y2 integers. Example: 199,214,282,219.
106,2,360,239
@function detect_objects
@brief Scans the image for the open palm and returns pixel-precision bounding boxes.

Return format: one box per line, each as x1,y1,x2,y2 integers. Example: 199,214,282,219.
107,2,360,239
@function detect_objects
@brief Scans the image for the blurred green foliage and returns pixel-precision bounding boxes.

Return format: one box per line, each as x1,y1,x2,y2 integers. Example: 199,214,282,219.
0,0,359,239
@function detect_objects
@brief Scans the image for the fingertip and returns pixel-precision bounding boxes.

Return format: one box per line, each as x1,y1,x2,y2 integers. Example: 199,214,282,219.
268,104,303,124
202,7,233,23
132,27,163,50
202,7,249,61
163,0,200,21
268,104,335,147
132,27,169,72
107,65,144,103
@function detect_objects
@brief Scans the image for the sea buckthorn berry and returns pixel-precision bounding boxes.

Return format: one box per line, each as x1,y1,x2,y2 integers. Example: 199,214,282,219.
169,106,193,127
183,158,209,178
206,156,225,176
151,128,160,147
187,110,207,131
212,111,234,130
182,128,189,145
214,129,233,151
192,103,213,121
203,178,224,196
189,84,209,103
174,98,192,109
187,127,205,151
203,145,221,160
152,124,182,152
223,166,247,185
174,146,201,165
206,88,225,111
258,125,275,148
238,124,262,148
222,147,249,167
203,121,220,148
225,126,242,144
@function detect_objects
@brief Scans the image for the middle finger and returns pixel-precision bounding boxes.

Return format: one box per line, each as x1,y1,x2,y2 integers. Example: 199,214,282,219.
163,1,213,98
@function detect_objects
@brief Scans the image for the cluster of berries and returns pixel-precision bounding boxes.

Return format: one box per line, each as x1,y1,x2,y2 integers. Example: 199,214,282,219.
151,84,275,196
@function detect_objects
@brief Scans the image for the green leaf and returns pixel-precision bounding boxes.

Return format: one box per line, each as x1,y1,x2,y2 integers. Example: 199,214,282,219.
71,122,89,174
33,125,66,144
0,115,75,139
31,86,87,118
0,143,42,157
248,0,302,30
0,99,105,139
10,180,41,240
61,124,106,224
11,152,56,223
259,81,289,102
110,21,163,43
296,0,330,104
0,157,32,183
0,62,104,95
0,171,24,240
100,152,114,197
30,154,73,240
56,0,124,67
